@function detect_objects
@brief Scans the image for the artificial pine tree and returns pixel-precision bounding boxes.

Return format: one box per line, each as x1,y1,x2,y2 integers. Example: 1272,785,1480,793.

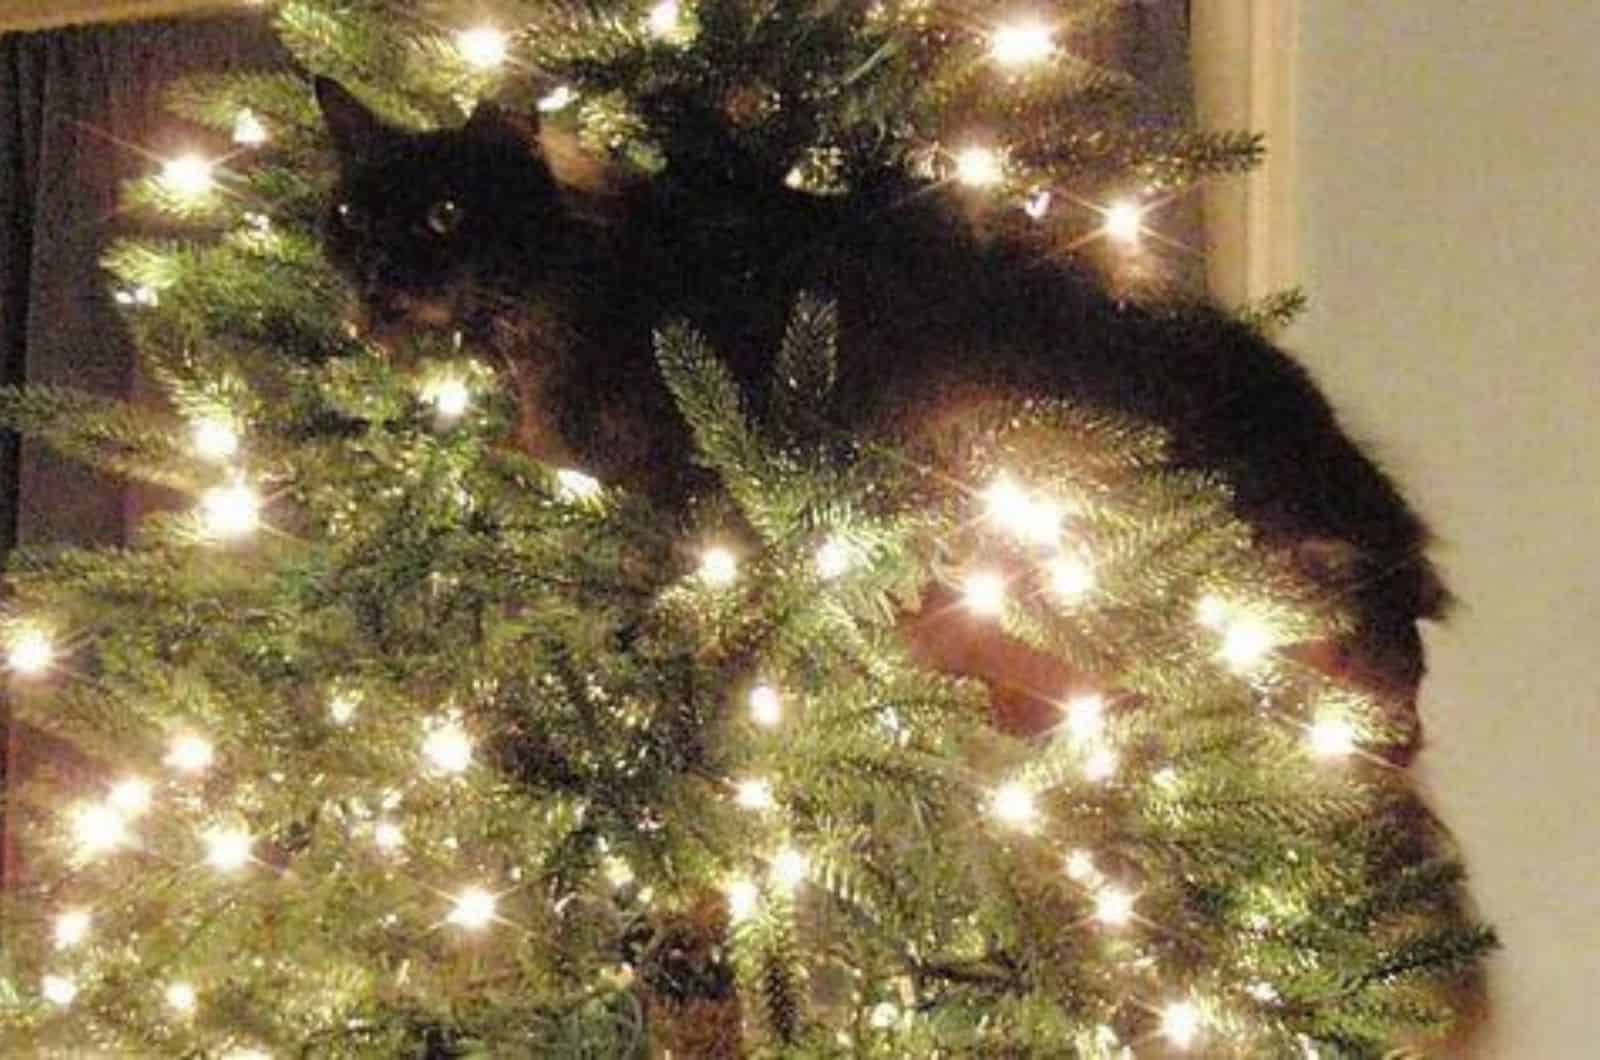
0,2,1491,1057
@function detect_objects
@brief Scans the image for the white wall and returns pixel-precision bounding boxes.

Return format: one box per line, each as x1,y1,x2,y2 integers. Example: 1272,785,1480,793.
1292,4,1600,1054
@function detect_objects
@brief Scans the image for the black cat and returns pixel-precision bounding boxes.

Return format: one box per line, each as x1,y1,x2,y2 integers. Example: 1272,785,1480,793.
314,77,1445,740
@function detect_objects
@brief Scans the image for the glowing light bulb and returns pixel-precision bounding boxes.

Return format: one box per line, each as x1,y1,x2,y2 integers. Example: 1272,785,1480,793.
424,376,471,418
1083,746,1119,783
769,846,808,892
192,417,240,462
199,481,261,540
204,826,253,872
373,820,405,853
7,626,54,675
734,777,775,811
989,781,1037,829
1104,200,1143,245
1064,849,1096,883
167,733,214,775
71,803,128,859
1025,187,1053,220
1064,694,1104,742
555,468,602,502
1160,999,1204,1049
1093,887,1135,927
448,885,499,930
455,25,508,69
422,719,473,774
725,876,760,921
232,109,268,147
954,145,1004,188
1195,593,1229,629
699,546,738,587
991,18,1054,67
869,1001,900,1029
1047,553,1095,600
815,536,852,579
538,85,578,112
161,154,215,198
748,683,782,727
41,974,77,1007
54,909,91,949
1219,616,1275,672
963,571,1007,617
166,981,197,1014
602,855,635,889
329,691,359,725
646,0,684,39
1309,716,1356,758
983,474,1029,522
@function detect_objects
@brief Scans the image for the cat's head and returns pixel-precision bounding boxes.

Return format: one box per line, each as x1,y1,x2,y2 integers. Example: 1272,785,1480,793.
315,77,563,347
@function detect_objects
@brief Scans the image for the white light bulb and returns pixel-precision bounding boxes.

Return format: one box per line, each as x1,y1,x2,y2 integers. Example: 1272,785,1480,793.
602,855,635,889
1065,694,1104,742
1160,1000,1204,1049
869,1000,900,1029
54,909,92,949
1104,200,1143,245
192,418,240,462
963,571,1007,617
814,536,852,579
748,683,783,728
232,109,268,147
204,826,253,872
983,474,1030,523
538,85,579,112
769,846,808,892
167,733,214,775
329,691,359,725
989,781,1037,829
7,626,54,675
1047,553,1095,600
555,468,602,502
734,777,775,811
1219,616,1275,672
1064,849,1096,883
199,481,261,540
422,719,473,774
1083,746,1119,783
699,546,738,587
646,0,683,39
373,820,405,853
1309,716,1357,758
1093,887,1135,928
424,377,471,418
455,25,509,70
71,803,129,859
448,885,499,930
166,980,198,1014
724,876,760,921
990,19,1054,67
1195,593,1229,629
41,974,78,1007
1025,188,1053,220
161,154,215,197
954,145,1004,188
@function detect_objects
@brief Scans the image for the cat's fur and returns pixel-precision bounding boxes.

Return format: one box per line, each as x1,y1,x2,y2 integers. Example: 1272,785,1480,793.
314,78,1445,741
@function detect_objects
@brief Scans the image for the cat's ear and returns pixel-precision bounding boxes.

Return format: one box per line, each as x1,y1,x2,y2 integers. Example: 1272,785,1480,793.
314,76,394,163
463,99,542,157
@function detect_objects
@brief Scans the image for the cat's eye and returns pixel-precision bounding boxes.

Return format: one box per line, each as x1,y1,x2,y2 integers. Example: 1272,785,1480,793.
335,201,365,231
427,199,464,235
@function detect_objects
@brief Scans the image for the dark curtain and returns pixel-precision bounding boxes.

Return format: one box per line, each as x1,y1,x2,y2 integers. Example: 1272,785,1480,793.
0,13,284,885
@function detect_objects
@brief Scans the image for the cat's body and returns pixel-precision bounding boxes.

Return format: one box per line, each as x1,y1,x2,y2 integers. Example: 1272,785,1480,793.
315,79,1444,739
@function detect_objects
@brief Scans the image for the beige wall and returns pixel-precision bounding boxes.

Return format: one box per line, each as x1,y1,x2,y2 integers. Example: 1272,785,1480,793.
1287,3,1600,1054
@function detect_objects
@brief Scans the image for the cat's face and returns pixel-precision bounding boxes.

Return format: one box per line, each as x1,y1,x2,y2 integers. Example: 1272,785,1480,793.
315,78,558,347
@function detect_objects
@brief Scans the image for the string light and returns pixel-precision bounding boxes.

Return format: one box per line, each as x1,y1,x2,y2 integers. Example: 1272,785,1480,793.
1025,188,1053,220
725,875,760,921
165,981,198,1015
1064,849,1097,883
71,803,129,859
1092,887,1135,928
1308,716,1356,758
748,683,783,727
329,691,359,725
192,417,240,462
423,376,471,419
1103,200,1144,245
1218,615,1275,672
602,855,635,889
41,974,78,1007
954,145,1005,188
199,480,261,540
869,1001,900,1029
698,546,738,587
1047,553,1095,600
373,820,405,853
455,25,508,70
1195,593,1229,629
204,827,253,873
1083,746,1119,783
54,909,92,949
7,625,55,675
160,154,215,198
167,733,214,775
1160,999,1204,1050
646,0,685,40
447,886,498,930
538,85,578,112
769,846,808,892
232,109,268,147
734,777,775,811
1064,694,1104,742
555,468,602,502
422,718,473,774
990,18,1054,67
989,781,1037,829
962,571,1007,617
814,536,853,579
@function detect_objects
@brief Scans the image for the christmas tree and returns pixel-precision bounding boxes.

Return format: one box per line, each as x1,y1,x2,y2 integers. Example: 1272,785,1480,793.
0,2,1492,1057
